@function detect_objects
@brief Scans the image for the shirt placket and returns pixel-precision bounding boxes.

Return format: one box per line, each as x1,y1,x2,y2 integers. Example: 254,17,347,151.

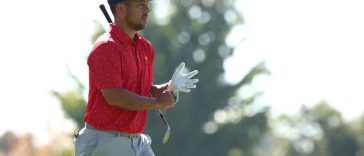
133,42,143,94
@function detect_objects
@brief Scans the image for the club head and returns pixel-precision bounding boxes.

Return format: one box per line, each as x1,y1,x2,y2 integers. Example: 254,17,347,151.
162,127,171,144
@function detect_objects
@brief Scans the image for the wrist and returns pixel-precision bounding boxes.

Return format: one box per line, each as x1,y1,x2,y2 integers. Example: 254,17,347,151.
151,97,162,109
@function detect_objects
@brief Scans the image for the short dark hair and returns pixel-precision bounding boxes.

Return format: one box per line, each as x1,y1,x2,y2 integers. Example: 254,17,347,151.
109,0,129,15
109,4,117,15
108,0,127,5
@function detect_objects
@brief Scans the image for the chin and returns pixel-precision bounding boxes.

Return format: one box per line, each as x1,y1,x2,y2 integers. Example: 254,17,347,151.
135,25,146,31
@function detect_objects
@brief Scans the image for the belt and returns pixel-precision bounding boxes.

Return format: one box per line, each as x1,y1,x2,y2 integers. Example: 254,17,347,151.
85,123,141,138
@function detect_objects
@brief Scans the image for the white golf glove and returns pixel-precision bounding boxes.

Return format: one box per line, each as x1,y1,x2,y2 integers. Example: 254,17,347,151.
167,62,199,94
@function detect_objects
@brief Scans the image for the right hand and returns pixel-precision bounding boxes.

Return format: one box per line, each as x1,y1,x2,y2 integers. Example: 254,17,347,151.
155,91,175,109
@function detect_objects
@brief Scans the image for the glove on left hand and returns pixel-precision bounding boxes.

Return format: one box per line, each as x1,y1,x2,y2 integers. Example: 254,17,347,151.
167,62,199,94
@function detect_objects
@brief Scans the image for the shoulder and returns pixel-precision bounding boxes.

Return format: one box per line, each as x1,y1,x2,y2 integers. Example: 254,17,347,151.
93,33,118,51
88,33,121,62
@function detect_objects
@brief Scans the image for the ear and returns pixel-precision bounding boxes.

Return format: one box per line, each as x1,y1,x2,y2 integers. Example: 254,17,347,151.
115,3,126,15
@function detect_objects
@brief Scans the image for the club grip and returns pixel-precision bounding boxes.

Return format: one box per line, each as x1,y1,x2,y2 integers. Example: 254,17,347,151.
99,4,113,23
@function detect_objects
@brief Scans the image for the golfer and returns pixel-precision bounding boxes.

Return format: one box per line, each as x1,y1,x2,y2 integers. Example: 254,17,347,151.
74,0,198,155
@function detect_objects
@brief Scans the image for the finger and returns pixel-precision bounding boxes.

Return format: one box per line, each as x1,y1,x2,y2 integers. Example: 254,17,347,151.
172,91,179,104
185,70,198,78
179,88,191,93
187,79,199,84
174,92,179,104
175,62,185,74
172,62,185,78
184,84,196,88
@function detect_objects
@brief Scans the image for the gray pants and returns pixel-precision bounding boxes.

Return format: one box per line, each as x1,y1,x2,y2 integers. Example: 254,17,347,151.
74,127,155,156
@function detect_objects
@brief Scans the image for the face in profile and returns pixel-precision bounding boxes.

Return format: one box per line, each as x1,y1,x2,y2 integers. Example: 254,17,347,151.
123,0,150,31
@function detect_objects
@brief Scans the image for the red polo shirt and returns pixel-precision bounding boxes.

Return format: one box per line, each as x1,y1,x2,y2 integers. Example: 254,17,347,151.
84,24,154,133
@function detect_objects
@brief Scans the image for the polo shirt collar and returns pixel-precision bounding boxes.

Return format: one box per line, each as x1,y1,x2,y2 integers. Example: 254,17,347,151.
109,23,141,44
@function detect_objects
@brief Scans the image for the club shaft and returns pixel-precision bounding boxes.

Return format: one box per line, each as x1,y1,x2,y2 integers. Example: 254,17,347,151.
99,4,113,23
158,109,170,127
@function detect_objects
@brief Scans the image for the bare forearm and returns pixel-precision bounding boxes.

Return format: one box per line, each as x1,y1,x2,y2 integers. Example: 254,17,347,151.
102,88,160,110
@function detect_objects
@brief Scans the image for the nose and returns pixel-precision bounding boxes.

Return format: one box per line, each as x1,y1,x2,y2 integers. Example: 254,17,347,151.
144,5,150,13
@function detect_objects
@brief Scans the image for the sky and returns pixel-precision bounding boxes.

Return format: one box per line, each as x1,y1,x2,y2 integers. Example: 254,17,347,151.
0,0,364,145
226,0,364,119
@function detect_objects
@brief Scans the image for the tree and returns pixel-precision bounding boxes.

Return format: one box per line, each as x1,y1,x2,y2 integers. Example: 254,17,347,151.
142,0,270,155
51,70,87,129
271,102,360,156
0,131,73,156
349,114,364,156
52,22,106,129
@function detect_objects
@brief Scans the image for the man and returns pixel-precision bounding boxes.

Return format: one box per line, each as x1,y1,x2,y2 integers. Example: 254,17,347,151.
74,0,198,156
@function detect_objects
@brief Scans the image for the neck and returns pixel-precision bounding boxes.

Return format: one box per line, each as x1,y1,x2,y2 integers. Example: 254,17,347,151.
115,19,136,39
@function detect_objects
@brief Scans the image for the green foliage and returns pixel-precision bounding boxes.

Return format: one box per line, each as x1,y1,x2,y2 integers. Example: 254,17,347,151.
51,69,86,129
272,102,361,156
142,0,270,155
91,20,106,44
52,90,86,129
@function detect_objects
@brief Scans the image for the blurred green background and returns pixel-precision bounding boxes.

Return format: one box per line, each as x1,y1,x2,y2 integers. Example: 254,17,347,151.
1,0,364,156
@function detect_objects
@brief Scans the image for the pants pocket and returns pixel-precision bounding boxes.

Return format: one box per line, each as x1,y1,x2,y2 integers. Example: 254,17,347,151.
140,134,155,156
74,129,97,156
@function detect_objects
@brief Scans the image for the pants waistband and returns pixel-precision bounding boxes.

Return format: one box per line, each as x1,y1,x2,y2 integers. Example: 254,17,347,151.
85,123,141,138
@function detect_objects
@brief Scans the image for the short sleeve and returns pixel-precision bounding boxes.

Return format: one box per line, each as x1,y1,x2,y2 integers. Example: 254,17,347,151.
88,43,124,89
